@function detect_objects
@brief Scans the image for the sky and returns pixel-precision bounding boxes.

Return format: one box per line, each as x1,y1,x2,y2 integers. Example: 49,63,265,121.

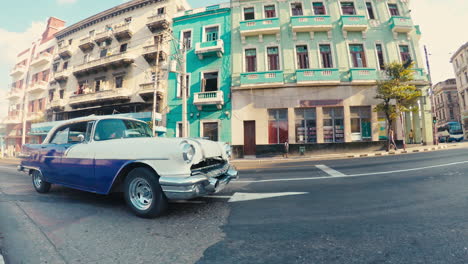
0,0,466,119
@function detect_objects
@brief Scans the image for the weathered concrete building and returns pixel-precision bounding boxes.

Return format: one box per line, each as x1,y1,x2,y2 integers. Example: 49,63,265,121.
450,42,468,137
432,78,460,127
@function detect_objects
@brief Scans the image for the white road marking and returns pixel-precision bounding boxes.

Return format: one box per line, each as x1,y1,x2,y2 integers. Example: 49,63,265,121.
207,195,232,199
233,160,468,184
227,192,308,202
315,164,346,177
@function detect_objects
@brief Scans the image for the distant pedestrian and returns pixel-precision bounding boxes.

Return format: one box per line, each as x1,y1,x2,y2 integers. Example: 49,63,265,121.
389,128,397,151
409,129,414,144
283,140,289,158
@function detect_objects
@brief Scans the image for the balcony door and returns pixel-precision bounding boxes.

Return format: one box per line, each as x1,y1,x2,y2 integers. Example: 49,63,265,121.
243,121,256,156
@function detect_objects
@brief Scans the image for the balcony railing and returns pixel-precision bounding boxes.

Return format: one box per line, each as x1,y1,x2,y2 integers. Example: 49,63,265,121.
389,16,413,33
193,90,224,110
30,53,52,67
240,18,280,37
195,39,224,59
49,98,65,108
27,112,45,122
291,16,332,32
139,82,164,94
58,44,72,59
54,68,72,82
142,45,166,64
94,30,113,43
146,14,170,32
10,64,27,77
113,23,133,41
413,68,428,82
27,81,47,94
6,89,24,100
79,36,95,52
73,52,134,77
4,116,21,124
340,15,368,31
296,69,340,84
69,88,132,107
240,70,284,87
349,68,378,83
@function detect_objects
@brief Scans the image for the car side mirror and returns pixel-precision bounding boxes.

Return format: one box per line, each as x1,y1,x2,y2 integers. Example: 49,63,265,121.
77,134,85,143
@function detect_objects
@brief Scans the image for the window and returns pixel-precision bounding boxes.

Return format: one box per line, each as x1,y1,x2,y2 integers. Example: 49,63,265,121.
341,2,356,15
89,30,95,37
313,2,326,15
291,3,303,16
124,17,132,23
202,122,219,141
450,109,455,120
447,92,452,103
95,119,152,141
264,5,276,18
349,44,367,68
388,4,400,16
268,109,288,144
176,122,183,138
267,47,280,71
119,43,128,53
244,7,255,20
295,108,317,143
182,30,192,49
376,44,385,70
366,2,375,19
115,76,123,88
68,39,73,45
350,106,372,141
319,44,333,68
63,61,69,70
296,45,309,69
100,48,107,58
38,99,44,110
51,127,70,145
59,90,64,99
53,63,59,72
202,72,218,92
245,49,257,72
399,45,411,63
205,26,219,42
95,79,105,92
49,90,54,102
323,107,344,143
177,74,190,98
157,7,165,15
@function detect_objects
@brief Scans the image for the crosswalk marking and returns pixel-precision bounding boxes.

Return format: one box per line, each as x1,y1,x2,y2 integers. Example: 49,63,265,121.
315,164,346,177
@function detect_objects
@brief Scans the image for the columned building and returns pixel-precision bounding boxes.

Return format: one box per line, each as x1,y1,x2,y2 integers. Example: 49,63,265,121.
450,42,468,137
230,0,433,156
166,3,232,142
4,17,65,157
48,0,189,135
432,79,460,127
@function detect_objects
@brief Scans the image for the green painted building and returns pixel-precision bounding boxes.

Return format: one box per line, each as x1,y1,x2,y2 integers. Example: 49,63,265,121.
230,0,433,156
166,3,232,142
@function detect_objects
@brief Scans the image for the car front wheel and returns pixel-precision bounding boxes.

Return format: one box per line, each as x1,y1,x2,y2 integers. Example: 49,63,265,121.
32,170,51,193
124,167,168,218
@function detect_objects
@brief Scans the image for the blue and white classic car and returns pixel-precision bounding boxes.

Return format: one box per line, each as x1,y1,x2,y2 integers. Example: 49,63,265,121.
18,115,238,218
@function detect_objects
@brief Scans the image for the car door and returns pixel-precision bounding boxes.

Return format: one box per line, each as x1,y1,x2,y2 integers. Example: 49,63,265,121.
40,125,71,183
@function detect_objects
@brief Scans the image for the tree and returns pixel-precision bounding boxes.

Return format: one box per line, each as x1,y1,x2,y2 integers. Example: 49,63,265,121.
374,62,422,151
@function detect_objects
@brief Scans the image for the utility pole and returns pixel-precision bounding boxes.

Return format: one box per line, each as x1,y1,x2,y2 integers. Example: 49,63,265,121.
424,45,437,145
151,33,163,137
180,46,188,138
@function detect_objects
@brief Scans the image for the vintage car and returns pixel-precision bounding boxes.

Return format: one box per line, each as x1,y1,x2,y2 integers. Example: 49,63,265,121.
18,115,238,218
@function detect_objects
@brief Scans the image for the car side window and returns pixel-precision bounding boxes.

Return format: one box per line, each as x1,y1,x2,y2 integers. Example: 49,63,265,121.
68,122,88,144
123,120,152,138
50,127,70,145
94,119,127,141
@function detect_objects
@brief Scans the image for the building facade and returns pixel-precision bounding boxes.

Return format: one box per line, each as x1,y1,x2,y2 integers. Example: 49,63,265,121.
230,0,433,156
450,42,468,137
48,0,189,135
4,17,65,157
432,78,460,127
166,3,232,142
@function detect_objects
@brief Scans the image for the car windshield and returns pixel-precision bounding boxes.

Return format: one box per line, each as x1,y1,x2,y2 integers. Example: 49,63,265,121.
94,119,152,141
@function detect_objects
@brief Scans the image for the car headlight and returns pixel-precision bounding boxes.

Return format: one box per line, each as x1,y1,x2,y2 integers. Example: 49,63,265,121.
181,142,196,163
224,144,232,158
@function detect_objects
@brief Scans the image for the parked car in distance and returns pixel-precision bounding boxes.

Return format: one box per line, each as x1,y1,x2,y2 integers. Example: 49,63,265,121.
18,115,238,218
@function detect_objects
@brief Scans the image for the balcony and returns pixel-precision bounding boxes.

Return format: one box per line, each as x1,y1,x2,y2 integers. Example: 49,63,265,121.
415,25,422,40
291,16,332,38
79,36,95,52
6,89,24,100
296,69,340,85
49,98,65,109
146,14,170,33
27,81,47,94
10,64,26,77
240,18,280,41
73,52,134,77
349,68,378,84
30,53,52,67
195,39,224,59
27,112,45,122
339,15,368,38
240,70,284,88
413,68,429,82
113,23,133,41
142,45,167,64
139,82,164,95
58,44,72,59
94,30,113,44
193,90,224,110
69,89,132,108
389,16,413,34
54,68,72,83
4,116,21,124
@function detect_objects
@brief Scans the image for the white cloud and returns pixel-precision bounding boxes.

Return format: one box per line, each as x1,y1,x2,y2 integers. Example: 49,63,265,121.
0,21,45,120
57,0,77,4
410,0,467,84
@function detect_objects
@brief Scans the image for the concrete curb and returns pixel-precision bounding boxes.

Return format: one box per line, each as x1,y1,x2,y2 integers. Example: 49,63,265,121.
346,145,450,158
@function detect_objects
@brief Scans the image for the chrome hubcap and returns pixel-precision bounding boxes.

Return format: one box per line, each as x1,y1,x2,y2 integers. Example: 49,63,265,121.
33,172,42,188
129,178,153,210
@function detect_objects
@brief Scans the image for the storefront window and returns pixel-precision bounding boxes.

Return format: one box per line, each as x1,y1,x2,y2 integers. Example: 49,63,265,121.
268,109,288,144
323,107,344,143
350,106,372,141
295,108,316,143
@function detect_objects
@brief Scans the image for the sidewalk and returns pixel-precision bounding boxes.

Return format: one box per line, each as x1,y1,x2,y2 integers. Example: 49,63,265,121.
232,142,466,167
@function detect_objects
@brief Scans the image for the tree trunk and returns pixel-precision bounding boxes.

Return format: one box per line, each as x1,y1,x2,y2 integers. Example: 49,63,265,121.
399,112,406,151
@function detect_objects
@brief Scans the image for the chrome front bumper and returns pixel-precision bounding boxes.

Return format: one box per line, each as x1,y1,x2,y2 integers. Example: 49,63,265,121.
159,164,238,200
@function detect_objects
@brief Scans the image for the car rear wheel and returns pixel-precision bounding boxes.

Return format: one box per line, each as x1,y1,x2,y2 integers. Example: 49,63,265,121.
32,170,51,193
124,167,168,218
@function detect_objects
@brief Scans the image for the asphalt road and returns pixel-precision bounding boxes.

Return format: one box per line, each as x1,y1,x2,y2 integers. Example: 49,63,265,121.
1,148,468,263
